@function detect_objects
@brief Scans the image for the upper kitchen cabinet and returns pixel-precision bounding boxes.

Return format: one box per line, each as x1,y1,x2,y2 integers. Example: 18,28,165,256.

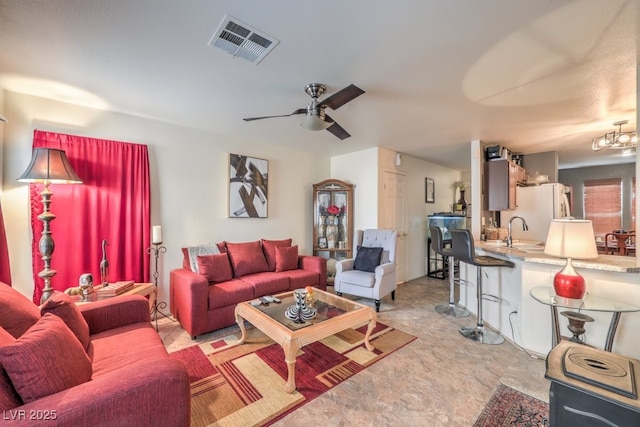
484,159,527,211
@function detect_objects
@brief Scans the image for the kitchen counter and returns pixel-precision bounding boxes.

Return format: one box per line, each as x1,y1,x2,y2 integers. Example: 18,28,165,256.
456,240,640,358
476,240,639,273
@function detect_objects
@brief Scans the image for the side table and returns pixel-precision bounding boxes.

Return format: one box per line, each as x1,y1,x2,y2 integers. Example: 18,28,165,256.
529,286,640,352
74,283,156,314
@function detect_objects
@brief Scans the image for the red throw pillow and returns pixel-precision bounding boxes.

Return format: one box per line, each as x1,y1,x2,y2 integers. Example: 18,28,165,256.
181,244,217,273
275,245,299,272
181,242,227,270
197,254,233,283
261,238,292,271
226,241,269,277
0,314,92,403
0,283,41,338
0,327,21,411
40,292,91,351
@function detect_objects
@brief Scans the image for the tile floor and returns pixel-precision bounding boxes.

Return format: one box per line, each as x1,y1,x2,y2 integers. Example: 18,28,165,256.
158,275,550,426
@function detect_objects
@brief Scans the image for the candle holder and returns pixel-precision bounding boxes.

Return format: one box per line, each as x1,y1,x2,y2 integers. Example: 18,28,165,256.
147,242,171,331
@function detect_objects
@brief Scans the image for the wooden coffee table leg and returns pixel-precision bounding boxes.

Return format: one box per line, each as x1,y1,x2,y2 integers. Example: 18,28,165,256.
363,316,377,352
235,308,247,345
283,338,300,393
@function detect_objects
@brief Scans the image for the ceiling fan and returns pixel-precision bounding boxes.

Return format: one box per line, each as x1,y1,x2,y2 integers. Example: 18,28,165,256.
243,83,364,140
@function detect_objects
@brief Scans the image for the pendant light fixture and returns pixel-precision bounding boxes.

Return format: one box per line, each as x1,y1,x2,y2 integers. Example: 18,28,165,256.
591,120,637,151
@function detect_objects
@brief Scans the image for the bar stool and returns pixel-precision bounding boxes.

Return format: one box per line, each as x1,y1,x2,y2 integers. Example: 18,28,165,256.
451,229,514,345
429,226,469,317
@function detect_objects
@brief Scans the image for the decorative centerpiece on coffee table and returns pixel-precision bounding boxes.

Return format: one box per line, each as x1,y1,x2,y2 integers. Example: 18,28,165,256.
285,288,316,323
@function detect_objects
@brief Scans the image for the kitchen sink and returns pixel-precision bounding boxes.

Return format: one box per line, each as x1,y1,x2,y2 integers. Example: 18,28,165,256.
482,240,546,253
511,241,543,247
510,242,546,253
514,246,546,253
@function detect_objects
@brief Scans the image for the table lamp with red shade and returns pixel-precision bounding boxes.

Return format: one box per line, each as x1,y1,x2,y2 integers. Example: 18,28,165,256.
544,219,598,299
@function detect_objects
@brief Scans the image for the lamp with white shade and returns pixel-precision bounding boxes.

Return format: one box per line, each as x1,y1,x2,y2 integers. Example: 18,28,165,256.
544,219,598,299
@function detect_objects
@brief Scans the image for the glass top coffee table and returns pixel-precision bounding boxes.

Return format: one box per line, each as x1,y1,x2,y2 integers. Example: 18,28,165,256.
234,288,377,393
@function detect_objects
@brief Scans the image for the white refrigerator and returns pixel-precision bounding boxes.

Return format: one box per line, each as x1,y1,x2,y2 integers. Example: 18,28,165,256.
500,183,572,243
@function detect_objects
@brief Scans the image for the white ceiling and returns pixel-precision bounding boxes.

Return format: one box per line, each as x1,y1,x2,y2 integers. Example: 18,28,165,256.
0,0,637,170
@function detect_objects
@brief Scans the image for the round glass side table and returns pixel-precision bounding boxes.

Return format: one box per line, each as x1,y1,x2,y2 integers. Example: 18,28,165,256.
529,286,640,352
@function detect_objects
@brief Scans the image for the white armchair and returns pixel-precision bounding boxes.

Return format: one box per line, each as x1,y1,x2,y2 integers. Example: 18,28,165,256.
334,229,397,312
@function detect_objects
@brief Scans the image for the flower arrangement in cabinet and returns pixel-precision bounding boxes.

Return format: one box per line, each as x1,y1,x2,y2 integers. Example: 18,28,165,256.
319,204,347,249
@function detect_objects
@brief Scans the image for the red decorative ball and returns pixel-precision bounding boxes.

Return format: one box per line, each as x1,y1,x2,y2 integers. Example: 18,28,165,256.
553,272,586,299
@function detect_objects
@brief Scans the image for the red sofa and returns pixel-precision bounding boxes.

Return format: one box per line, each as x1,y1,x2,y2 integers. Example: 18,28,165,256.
0,284,190,426
170,239,327,338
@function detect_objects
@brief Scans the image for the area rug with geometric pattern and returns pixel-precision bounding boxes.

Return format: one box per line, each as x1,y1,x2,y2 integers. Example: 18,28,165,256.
169,322,416,427
473,383,549,427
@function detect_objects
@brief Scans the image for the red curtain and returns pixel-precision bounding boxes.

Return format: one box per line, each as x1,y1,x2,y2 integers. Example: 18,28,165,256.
29,130,151,302
0,201,11,286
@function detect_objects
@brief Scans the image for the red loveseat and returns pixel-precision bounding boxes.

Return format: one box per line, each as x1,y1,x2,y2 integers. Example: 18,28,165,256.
170,239,327,338
0,283,190,426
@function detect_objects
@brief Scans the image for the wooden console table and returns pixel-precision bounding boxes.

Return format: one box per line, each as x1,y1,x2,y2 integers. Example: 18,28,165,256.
74,282,156,314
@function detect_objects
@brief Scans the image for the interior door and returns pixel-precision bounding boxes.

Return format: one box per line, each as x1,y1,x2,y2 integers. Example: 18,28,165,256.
382,171,407,283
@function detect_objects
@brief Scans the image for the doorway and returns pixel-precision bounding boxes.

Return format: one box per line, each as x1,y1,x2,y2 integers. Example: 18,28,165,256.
382,171,408,283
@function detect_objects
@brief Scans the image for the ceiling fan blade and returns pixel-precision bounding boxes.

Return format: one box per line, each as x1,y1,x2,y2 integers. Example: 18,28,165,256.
321,84,365,110
243,108,306,122
325,119,351,140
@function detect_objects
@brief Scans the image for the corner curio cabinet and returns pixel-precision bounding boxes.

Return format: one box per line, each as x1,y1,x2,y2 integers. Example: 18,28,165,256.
312,179,354,284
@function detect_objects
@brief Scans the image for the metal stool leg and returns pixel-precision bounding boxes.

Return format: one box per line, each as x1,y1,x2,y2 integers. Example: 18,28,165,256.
435,255,469,317
459,266,504,344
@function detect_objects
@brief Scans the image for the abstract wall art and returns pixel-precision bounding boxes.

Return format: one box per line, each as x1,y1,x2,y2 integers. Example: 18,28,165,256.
229,154,269,218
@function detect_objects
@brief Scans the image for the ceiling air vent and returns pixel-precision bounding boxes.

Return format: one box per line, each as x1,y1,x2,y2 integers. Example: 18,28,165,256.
208,15,279,64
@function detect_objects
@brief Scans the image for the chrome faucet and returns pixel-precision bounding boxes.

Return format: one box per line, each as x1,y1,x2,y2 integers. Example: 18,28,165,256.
506,216,529,247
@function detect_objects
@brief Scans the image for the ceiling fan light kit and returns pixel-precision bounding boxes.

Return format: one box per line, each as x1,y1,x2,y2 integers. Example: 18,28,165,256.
300,84,331,131
591,120,637,152
243,83,364,140
301,114,331,131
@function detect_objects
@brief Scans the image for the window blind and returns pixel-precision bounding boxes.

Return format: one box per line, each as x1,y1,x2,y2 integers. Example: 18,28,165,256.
583,178,622,237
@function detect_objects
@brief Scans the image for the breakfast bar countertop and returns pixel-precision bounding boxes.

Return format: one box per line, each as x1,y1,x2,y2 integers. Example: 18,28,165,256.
475,240,640,274
457,239,640,358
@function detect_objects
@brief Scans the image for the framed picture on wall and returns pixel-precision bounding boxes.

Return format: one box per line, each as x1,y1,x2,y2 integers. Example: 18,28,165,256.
425,177,435,203
228,154,268,218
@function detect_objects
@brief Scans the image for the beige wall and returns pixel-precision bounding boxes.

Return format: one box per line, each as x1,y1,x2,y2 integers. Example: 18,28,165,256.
0,89,4,190
331,148,379,230
1,91,330,302
1,91,469,300
331,146,462,281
